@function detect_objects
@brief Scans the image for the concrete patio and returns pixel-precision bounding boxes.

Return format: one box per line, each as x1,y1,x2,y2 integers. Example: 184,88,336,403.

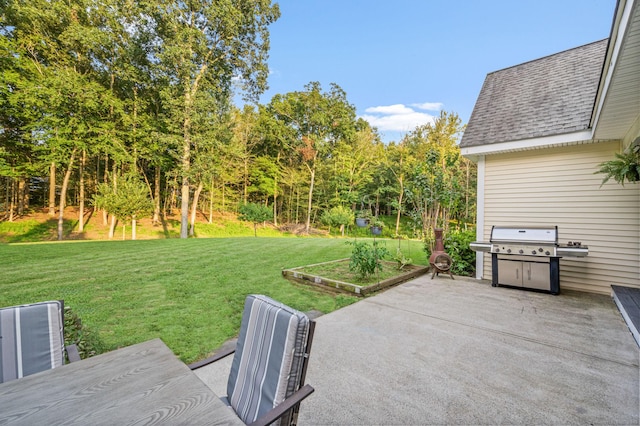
195,275,639,425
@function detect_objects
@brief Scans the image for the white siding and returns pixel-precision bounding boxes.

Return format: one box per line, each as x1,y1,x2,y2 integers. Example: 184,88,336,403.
480,141,640,294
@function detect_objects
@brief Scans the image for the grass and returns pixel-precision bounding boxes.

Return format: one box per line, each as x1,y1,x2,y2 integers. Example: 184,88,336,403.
0,236,428,363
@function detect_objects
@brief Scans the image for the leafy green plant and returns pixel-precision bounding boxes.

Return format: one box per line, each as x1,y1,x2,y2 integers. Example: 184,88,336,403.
393,248,412,271
370,219,384,229
596,141,640,186
238,202,273,236
356,209,371,219
64,305,104,361
347,240,390,279
443,228,476,276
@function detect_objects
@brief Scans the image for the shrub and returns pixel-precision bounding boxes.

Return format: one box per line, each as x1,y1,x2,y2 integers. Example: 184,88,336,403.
347,240,390,279
393,248,412,270
444,228,476,276
422,227,476,276
64,305,104,361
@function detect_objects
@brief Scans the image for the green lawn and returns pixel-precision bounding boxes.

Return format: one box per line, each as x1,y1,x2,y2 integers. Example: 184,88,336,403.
0,236,427,363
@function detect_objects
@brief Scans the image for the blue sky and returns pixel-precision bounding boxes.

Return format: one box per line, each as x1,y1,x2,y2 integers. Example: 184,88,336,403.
253,0,617,143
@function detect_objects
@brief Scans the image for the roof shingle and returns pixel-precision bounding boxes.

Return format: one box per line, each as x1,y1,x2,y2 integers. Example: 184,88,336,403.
460,39,608,148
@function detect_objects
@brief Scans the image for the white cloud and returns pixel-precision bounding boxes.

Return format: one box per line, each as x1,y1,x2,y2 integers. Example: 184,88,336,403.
411,102,443,111
364,104,415,115
360,102,441,133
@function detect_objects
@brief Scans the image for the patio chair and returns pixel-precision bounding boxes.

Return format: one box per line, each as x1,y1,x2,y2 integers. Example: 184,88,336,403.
189,294,315,426
0,300,80,384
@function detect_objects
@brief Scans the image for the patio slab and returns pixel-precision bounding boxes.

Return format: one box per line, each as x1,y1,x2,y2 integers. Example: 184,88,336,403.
194,275,639,425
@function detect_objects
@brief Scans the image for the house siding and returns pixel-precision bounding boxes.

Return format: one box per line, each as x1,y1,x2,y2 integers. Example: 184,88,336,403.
480,141,640,294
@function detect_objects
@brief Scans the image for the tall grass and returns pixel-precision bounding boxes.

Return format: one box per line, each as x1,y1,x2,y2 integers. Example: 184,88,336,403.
0,237,427,363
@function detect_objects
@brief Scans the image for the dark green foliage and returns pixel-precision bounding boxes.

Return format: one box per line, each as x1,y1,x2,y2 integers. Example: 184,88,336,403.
347,240,390,279
443,228,476,276
422,227,476,276
63,305,104,361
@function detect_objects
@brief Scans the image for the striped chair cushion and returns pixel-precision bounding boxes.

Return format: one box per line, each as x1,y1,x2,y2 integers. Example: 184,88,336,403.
227,295,310,425
0,301,65,383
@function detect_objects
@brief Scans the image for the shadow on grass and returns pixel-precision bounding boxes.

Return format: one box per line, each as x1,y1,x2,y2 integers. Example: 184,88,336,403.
160,217,180,238
6,218,80,243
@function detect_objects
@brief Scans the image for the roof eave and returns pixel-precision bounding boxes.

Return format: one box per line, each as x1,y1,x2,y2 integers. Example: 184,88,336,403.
460,130,596,161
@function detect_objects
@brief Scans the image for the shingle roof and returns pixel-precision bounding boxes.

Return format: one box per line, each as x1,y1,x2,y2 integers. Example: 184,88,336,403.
460,39,608,148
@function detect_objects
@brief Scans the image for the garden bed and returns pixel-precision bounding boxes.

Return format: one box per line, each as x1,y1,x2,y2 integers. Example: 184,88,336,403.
282,258,429,296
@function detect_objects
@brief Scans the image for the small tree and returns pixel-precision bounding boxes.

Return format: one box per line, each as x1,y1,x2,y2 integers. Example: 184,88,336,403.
320,206,354,236
239,202,273,237
93,176,153,240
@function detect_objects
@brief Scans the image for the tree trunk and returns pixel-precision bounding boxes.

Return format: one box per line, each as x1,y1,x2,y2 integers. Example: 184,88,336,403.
8,177,15,222
58,149,77,241
132,217,137,240
109,214,117,239
102,155,109,225
17,178,25,216
153,166,161,225
395,176,404,236
305,162,316,233
189,181,203,237
243,157,249,204
2,177,7,219
180,109,191,238
78,149,86,232
209,177,214,224
48,161,56,216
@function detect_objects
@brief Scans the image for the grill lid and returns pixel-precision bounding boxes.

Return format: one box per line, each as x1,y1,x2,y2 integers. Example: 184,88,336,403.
490,226,558,245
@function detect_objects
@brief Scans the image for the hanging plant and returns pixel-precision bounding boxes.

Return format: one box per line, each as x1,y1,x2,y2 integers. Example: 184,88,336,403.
596,139,640,186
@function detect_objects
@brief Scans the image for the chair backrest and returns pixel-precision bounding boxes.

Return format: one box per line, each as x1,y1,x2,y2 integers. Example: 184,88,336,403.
0,300,65,383
227,295,311,425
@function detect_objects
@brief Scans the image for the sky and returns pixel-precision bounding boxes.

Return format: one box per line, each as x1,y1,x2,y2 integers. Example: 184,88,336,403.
250,0,617,143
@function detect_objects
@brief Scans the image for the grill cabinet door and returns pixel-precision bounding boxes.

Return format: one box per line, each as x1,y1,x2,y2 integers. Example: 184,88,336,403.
524,262,550,291
497,260,522,287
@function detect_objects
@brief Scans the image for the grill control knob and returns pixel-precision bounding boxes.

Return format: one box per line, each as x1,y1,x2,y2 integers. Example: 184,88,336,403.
538,248,543,252
518,249,524,254
545,251,550,255
507,249,512,254
531,250,537,255
495,248,500,253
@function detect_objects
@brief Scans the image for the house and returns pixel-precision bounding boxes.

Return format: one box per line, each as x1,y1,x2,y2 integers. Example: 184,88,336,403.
460,0,640,294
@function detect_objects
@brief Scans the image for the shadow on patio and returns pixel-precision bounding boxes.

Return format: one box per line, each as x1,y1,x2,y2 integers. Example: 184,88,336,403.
196,275,639,425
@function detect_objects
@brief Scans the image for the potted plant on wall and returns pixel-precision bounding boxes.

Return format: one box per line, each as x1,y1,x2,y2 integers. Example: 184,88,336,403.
596,138,640,186
370,219,384,236
355,209,371,227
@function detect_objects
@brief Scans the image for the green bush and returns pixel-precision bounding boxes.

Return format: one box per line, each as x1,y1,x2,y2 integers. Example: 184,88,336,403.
444,228,476,276
347,240,390,279
423,227,476,276
64,305,104,361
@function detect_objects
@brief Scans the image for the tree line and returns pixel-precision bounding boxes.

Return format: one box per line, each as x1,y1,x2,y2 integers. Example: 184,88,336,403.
0,0,476,240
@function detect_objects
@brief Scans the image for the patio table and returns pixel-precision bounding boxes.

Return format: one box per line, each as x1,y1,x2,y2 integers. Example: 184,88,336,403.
0,338,243,425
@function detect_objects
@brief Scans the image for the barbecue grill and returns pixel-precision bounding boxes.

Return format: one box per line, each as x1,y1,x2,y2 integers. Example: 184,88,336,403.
470,226,588,294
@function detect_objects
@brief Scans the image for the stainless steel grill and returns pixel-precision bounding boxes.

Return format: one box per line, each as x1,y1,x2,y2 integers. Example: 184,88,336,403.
470,226,588,294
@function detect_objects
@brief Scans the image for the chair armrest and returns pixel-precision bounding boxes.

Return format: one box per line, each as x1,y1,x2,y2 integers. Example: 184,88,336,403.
66,344,81,363
247,384,315,426
188,346,236,370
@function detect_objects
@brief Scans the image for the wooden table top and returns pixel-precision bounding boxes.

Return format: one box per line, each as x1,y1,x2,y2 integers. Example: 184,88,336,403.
0,338,244,425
